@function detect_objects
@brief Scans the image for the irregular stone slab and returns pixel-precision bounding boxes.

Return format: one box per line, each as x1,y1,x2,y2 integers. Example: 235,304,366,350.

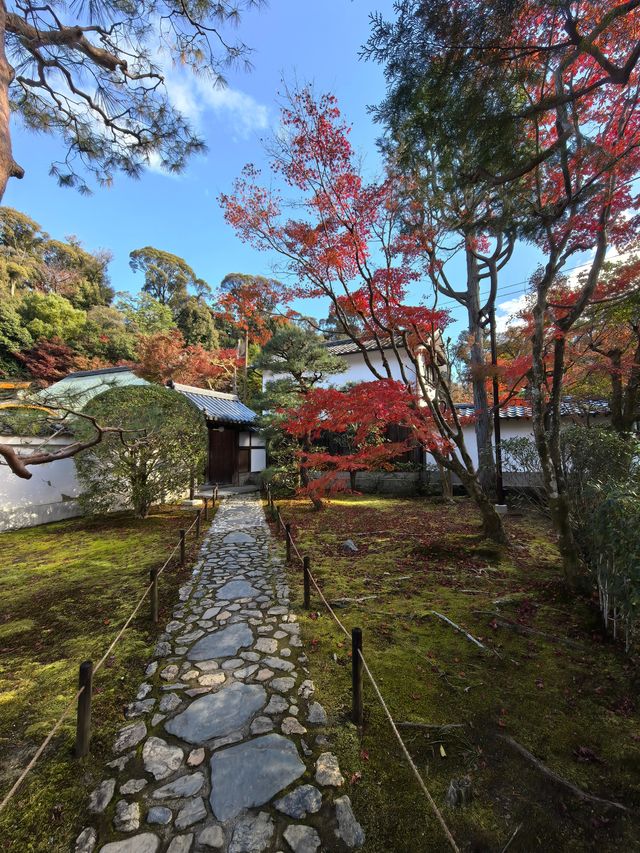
113,799,140,832
167,835,193,853
152,772,204,799
228,812,274,853
196,660,219,672
315,752,344,787
107,752,134,772
187,748,205,767
210,733,305,821
159,693,181,713
114,721,146,753
161,664,180,681
143,737,184,780
188,623,253,661
165,682,266,744
255,637,278,654
198,672,225,688
177,629,205,645
223,532,255,545
198,825,224,848
261,656,294,672
264,695,288,715
100,835,159,853
154,641,171,658
298,680,314,700
283,824,321,853
126,698,155,718
335,795,366,847
282,716,307,735
250,716,274,735
147,806,172,825
255,668,274,682
175,797,207,830
233,664,258,680
307,702,328,725
271,677,295,693
75,827,97,853
120,778,147,795
88,779,115,814
217,580,260,599
274,784,322,819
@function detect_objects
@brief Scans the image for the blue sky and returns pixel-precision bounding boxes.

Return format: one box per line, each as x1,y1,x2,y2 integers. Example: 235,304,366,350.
3,0,545,339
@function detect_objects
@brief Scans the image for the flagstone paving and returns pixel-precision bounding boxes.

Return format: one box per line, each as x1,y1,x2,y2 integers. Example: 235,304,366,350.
75,494,364,853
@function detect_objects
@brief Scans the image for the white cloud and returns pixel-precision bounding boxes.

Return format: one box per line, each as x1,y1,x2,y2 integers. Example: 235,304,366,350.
163,68,269,140
495,294,528,334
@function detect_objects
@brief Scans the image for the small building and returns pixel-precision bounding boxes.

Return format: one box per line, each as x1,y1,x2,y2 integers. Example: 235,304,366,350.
0,367,266,531
453,399,612,479
166,382,266,486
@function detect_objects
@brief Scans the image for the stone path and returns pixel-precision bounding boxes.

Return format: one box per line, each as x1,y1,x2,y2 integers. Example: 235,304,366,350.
75,494,365,853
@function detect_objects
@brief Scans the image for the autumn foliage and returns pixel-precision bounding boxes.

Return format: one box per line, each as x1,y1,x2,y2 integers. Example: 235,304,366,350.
135,331,240,390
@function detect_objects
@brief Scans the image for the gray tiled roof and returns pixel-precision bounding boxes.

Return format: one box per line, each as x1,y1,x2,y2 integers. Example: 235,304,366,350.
170,382,257,424
64,365,133,379
325,337,397,355
455,399,611,420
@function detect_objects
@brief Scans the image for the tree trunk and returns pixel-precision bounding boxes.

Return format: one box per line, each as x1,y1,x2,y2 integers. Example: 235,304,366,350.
460,467,508,544
620,334,640,432
529,285,583,588
436,458,453,499
609,349,625,432
0,2,23,200
466,244,496,496
301,433,324,510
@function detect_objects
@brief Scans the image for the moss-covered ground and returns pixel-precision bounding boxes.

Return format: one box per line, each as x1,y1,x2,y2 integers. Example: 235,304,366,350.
0,506,207,851
272,495,640,853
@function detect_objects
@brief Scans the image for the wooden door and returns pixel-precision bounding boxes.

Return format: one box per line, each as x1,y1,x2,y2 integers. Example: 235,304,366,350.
208,427,237,484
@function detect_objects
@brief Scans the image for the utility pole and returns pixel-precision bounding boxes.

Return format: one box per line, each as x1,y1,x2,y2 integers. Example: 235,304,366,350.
244,328,249,401
488,306,506,505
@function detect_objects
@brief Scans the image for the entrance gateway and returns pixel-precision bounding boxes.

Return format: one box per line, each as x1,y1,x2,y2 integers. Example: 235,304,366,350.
167,382,266,486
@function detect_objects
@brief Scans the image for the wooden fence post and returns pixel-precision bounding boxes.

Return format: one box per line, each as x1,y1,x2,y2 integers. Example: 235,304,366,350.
75,660,93,758
285,523,292,563
351,627,363,726
303,556,311,610
179,529,186,566
203,496,209,522
196,508,201,539
150,568,159,623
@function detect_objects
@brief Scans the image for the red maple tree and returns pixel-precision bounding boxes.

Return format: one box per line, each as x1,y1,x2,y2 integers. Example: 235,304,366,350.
135,331,241,391
221,91,508,542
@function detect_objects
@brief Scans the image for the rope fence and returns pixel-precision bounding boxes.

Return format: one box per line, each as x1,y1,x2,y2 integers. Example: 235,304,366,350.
0,490,219,816
264,483,460,853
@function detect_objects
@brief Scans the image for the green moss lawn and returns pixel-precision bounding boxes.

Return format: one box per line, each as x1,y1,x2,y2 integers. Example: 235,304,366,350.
0,506,205,851
273,495,640,853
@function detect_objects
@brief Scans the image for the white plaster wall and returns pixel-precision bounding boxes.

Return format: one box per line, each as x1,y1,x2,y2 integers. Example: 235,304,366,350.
262,348,419,391
0,439,82,531
426,417,612,474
